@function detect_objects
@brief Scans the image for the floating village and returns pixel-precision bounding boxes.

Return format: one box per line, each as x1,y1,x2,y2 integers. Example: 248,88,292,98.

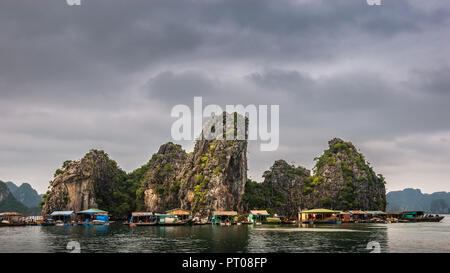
0,208,444,227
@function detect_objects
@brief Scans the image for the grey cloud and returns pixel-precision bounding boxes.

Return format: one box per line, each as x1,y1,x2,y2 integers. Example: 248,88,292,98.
148,71,220,104
0,0,449,193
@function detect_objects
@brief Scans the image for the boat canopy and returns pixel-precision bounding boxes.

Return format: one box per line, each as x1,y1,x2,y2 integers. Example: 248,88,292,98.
50,211,74,216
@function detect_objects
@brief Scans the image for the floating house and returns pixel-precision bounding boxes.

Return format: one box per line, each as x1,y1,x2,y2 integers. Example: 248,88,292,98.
385,211,403,221
77,209,109,225
50,211,75,225
166,208,191,222
130,212,156,226
248,210,270,224
212,211,237,225
298,209,339,224
349,210,368,222
0,212,25,226
335,211,352,223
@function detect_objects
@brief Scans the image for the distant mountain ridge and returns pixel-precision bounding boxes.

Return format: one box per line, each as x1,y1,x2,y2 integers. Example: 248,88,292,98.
0,180,42,213
0,181,29,212
387,188,450,213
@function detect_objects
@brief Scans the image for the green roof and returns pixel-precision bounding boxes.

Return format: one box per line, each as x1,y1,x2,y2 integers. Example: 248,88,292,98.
300,209,337,213
77,209,108,214
365,211,385,214
335,211,350,215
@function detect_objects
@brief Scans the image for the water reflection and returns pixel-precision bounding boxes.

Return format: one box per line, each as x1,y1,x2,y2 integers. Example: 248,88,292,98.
0,221,421,253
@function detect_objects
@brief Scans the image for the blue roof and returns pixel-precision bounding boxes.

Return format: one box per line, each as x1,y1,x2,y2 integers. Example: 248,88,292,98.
50,211,74,216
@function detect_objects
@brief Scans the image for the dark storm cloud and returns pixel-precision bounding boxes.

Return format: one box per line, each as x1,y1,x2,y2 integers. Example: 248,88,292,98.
0,0,449,193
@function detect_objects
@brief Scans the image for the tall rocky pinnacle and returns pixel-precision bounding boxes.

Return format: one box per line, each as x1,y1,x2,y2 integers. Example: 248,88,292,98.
309,138,387,210
177,112,248,217
41,150,127,216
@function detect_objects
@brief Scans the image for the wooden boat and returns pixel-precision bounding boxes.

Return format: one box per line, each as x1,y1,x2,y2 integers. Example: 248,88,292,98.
93,220,109,225
281,220,297,224
406,216,444,223
0,213,26,227
0,222,26,227
133,222,158,226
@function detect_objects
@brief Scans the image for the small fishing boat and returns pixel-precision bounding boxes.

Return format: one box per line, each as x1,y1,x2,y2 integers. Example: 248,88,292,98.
400,211,445,223
406,216,444,222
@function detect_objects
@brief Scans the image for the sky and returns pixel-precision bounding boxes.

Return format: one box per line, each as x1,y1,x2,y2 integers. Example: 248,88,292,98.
0,0,449,194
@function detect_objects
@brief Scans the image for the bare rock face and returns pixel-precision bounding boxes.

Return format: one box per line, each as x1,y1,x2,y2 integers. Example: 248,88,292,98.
177,113,248,217
135,142,187,212
178,139,247,217
309,138,387,210
41,150,126,216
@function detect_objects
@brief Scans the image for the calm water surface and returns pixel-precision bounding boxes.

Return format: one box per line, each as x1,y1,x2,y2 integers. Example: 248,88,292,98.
1,215,449,253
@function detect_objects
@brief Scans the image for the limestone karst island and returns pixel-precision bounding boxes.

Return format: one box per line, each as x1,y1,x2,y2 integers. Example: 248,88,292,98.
14,116,437,227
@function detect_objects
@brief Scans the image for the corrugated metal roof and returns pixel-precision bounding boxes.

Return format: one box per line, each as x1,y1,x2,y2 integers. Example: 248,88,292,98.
300,209,336,213
349,210,366,214
132,212,153,217
77,209,108,214
214,211,238,216
166,208,190,215
50,211,74,216
250,210,270,215
365,211,385,214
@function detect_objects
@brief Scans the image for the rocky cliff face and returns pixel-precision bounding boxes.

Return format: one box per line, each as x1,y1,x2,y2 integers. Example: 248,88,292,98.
308,138,386,210
244,138,387,216
178,137,247,217
41,150,127,216
134,142,187,212
133,112,249,217
263,160,311,217
243,160,310,217
176,112,248,217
